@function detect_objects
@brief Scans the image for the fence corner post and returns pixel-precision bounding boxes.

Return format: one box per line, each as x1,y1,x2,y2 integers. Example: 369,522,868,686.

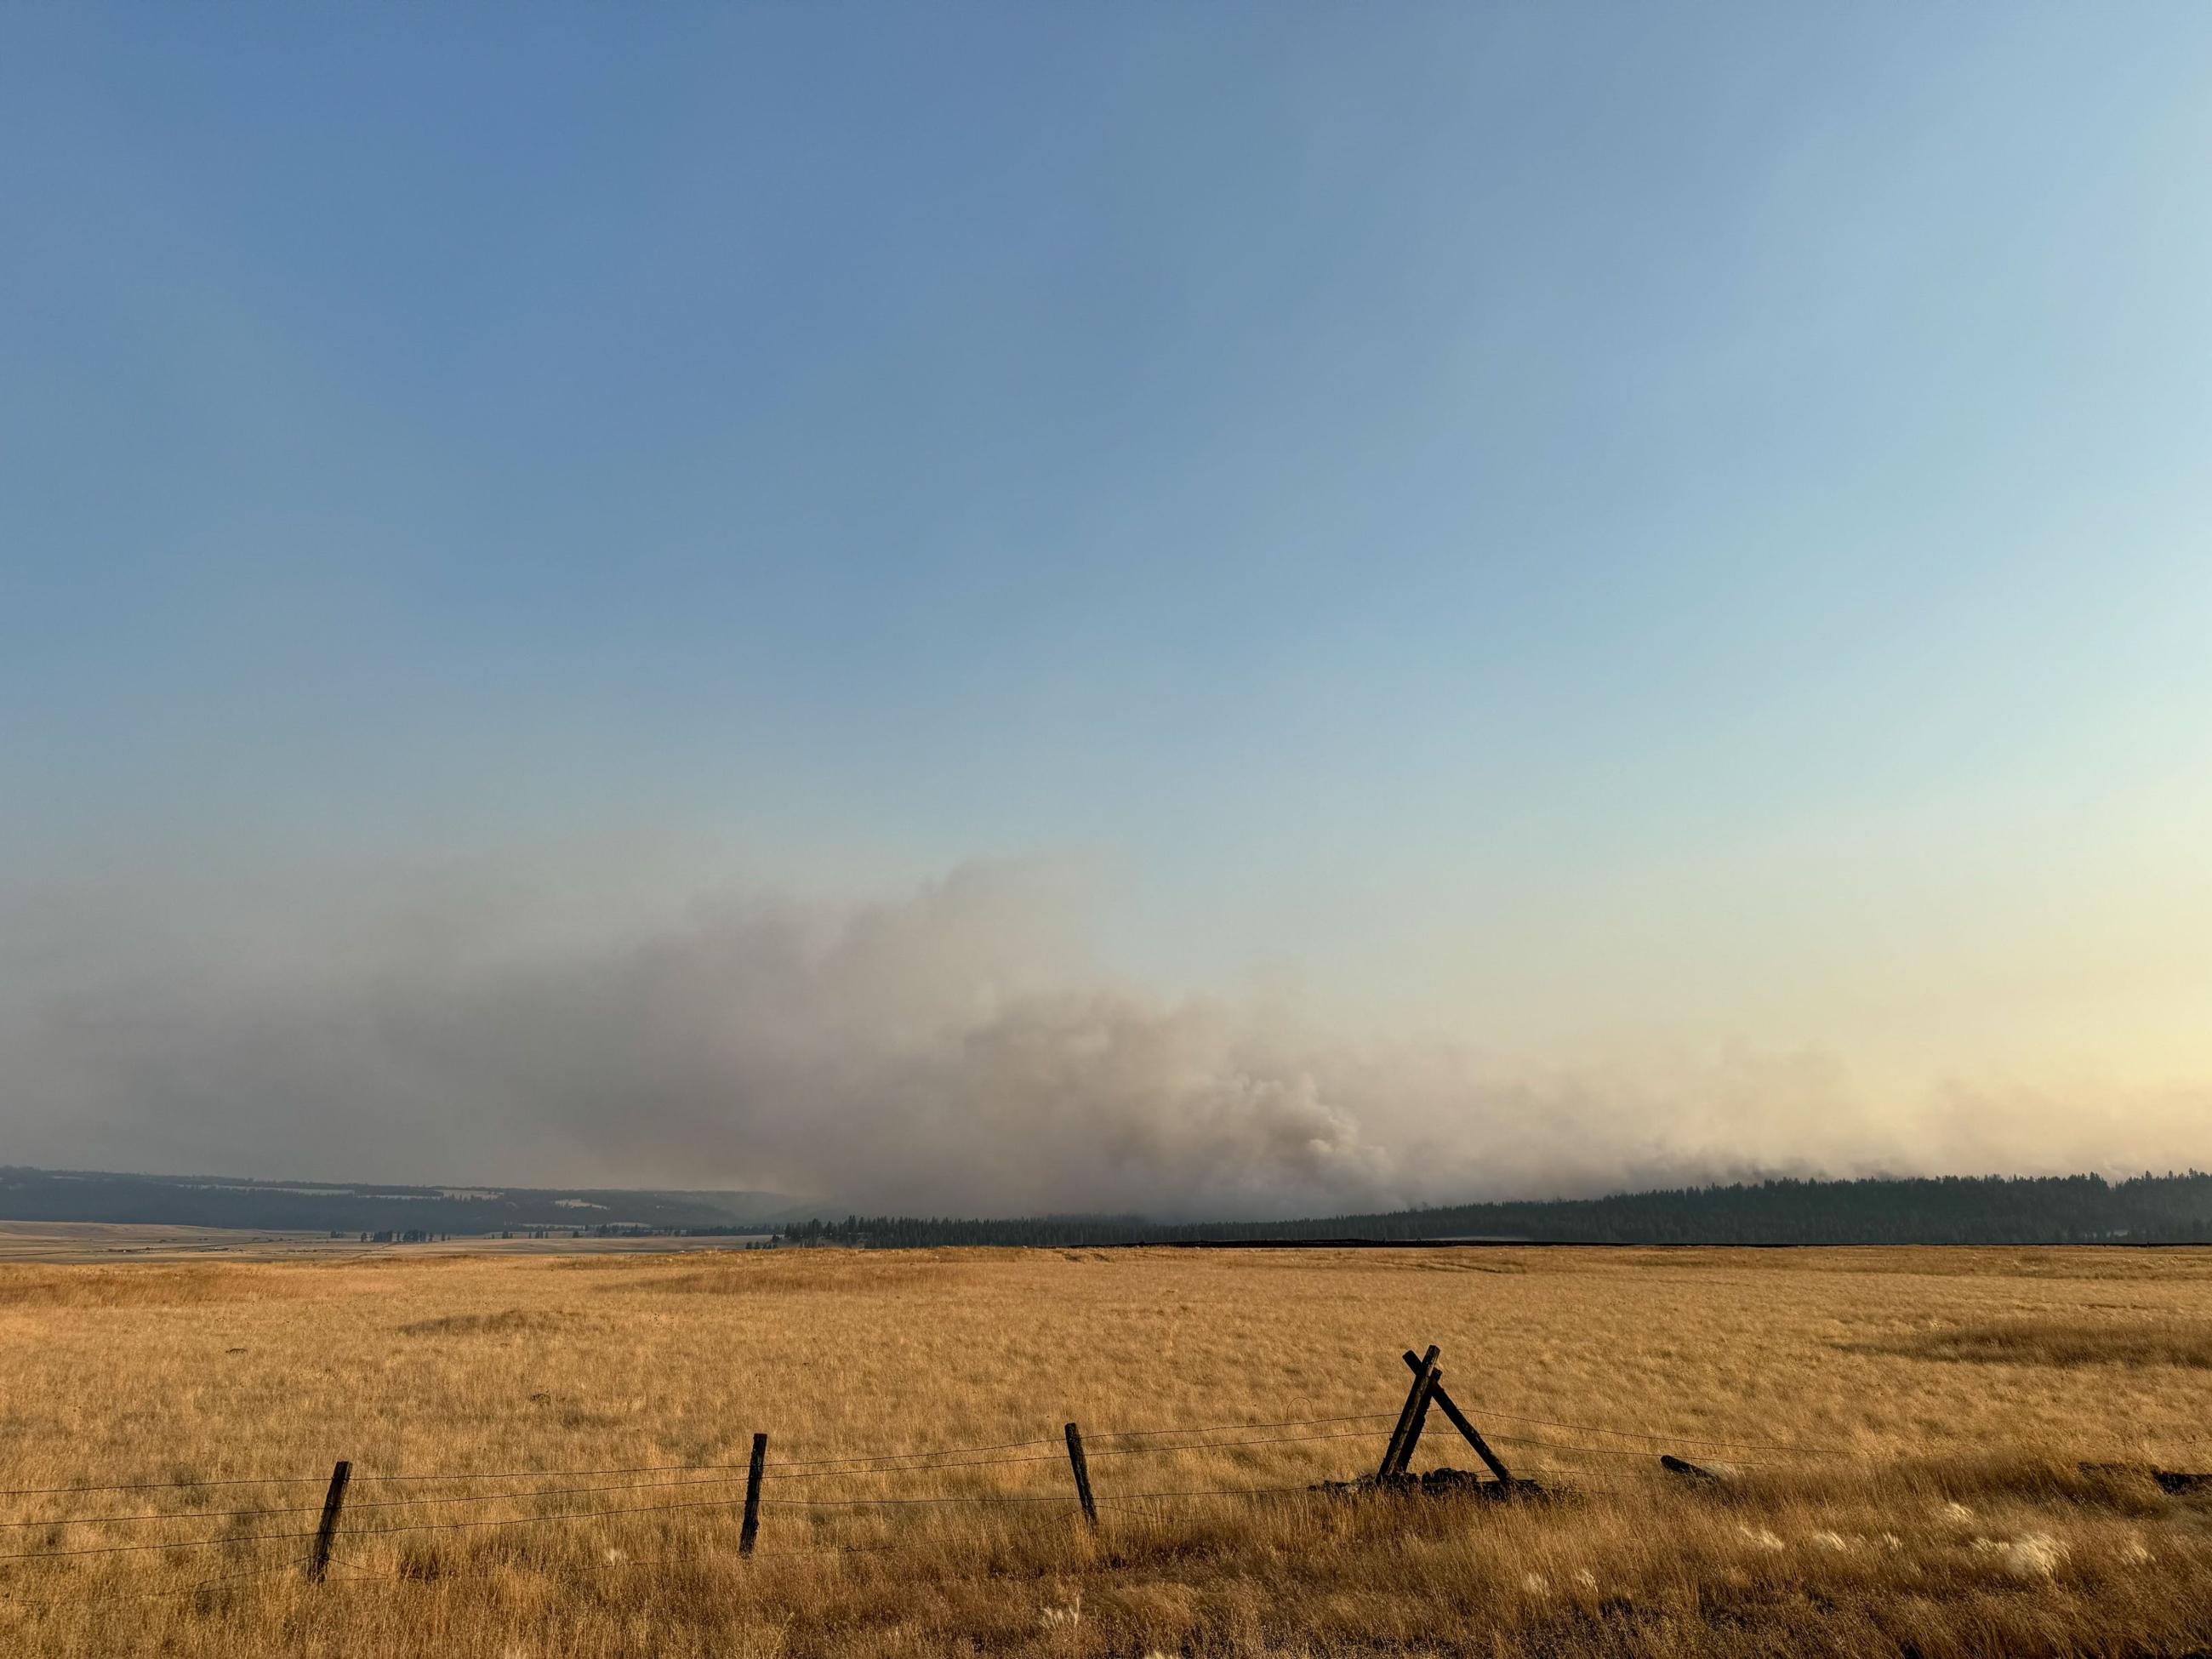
1063,1422,1097,1527
1379,1345,1440,1480
739,1431,767,1557
306,1459,351,1582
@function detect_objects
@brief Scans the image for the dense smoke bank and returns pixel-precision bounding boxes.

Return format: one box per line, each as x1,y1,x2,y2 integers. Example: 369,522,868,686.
3,864,2204,1217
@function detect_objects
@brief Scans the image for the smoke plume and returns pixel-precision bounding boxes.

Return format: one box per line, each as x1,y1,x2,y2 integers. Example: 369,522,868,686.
3,862,2203,1217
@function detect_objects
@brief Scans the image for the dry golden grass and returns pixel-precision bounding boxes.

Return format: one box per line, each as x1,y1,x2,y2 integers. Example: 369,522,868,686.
2,1244,2210,1656
0,1263,294,1308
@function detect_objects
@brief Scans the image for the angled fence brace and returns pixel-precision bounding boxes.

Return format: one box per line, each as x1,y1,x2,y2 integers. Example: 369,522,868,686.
1400,1349,1514,1483
1390,1354,1444,1479
1378,1345,1441,1479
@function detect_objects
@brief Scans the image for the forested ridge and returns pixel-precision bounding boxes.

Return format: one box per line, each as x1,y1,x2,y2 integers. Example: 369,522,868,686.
780,1172,2212,1248
8,1166,2210,1247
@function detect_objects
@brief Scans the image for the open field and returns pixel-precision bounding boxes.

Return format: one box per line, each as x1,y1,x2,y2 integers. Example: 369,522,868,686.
2,1246,2210,1656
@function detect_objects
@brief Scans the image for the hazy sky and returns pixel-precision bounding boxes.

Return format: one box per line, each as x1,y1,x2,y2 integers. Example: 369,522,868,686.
4,5,2209,1207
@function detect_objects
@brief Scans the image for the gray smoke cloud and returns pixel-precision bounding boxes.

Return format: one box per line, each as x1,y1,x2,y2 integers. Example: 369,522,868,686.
3,861,2203,1217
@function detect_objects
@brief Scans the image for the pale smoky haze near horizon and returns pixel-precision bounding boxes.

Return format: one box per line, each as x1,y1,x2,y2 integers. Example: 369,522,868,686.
5,861,2208,1218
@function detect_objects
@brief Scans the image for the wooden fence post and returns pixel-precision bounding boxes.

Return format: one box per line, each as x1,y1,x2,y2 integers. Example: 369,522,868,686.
739,1432,767,1557
1378,1345,1440,1480
1389,1351,1444,1479
1063,1422,1097,1527
306,1459,351,1582
1400,1348,1514,1484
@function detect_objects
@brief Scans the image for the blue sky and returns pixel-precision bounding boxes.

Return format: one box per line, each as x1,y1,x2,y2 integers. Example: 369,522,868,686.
4,5,2210,1192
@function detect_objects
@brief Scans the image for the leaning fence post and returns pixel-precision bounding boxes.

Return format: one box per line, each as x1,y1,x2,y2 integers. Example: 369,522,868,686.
1063,1422,1097,1527
1390,1352,1444,1479
739,1432,767,1557
1378,1345,1440,1480
306,1459,351,1582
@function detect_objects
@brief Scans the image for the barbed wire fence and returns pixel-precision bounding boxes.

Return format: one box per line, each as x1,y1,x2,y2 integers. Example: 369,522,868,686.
0,1341,2200,1612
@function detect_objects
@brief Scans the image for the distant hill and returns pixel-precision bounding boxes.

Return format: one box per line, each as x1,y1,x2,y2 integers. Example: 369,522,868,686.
777,1171,2212,1249
0,1166,819,1236
8,1166,2210,1248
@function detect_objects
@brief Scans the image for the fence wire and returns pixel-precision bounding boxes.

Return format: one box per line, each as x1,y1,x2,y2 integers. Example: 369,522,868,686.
0,1388,2151,1597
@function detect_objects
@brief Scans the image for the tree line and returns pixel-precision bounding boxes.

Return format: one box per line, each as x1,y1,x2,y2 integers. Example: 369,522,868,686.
776,1172,2212,1249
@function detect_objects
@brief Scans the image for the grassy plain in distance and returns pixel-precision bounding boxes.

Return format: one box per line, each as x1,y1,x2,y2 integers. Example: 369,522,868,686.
2,1240,2209,1656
